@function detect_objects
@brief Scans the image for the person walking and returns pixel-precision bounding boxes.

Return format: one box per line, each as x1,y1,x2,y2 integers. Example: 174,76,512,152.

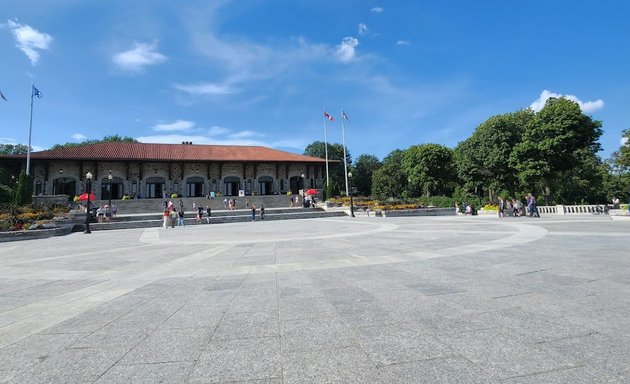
162,209,170,228
251,204,256,222
498,197,505,218
197,205,204,222
177,208,185,227
206,205,212,224
260,204,265,221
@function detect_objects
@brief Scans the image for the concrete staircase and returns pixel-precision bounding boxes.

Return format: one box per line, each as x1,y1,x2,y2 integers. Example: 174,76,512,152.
89,195,304,214
74,207,346,232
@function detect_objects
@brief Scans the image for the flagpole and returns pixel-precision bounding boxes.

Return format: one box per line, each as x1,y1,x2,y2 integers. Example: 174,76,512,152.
341,108,349,196
323,108,330,186
26,83,34,176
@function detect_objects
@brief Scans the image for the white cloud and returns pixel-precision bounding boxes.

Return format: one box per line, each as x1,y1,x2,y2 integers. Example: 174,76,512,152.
396,40,410,46
5,20,53,65
530,90,604,113
112,42,167,73
229,130,264,139
71,133,87,141
173,82,237,95
358,23,368,35
336,37,359,63
208,126,230,136
622,137,628,146
152,120,195,132
371,7,384,13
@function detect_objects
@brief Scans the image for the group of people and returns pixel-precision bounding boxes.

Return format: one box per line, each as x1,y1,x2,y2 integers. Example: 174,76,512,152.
251,204,265,221
95,204,117,223
223,198,238,210
497,193,539,217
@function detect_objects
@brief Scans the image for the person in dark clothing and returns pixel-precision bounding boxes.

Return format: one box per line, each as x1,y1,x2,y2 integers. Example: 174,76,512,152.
251,205,256,222
260,204,265,221
206,206,212,224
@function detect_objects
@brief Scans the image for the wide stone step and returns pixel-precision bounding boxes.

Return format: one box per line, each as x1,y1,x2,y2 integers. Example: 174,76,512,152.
74,210,346,231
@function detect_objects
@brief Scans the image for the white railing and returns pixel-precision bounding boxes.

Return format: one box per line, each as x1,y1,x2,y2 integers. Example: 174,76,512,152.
536,205,609,215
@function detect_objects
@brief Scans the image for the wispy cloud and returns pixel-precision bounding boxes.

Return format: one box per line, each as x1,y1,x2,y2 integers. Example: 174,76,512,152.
370,7,384,14
396,40,410,46
71,133,87,141
152,120,196,132
530,90,604,113
208,126,230,136
358,23,368,36
5,19,52,65
336,37,359,63
622,137,628,146
229,130,264,139
173,82,237,96
112,41,167,73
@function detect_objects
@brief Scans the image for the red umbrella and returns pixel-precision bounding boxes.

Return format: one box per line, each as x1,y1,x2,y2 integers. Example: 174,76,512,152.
305,189,318,195
77,193,96,201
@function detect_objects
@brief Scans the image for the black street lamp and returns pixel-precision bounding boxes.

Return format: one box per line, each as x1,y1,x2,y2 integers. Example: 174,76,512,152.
348,171,355,217
84,172,93,234
107,171,113,208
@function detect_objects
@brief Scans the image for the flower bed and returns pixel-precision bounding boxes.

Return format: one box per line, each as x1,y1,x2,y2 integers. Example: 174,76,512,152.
0,203,70,232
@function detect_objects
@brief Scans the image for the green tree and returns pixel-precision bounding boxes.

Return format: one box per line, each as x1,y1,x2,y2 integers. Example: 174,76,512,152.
0,144,29,155
304,141,351,196
352,154,382,196
402,144,456,197
455,110,532,201
511,97,603,202
13,171,33,205
371,149,408,199
49,134,138,150
614,129,630,169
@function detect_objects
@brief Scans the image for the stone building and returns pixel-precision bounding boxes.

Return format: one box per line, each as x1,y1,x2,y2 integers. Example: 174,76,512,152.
0,142,331,199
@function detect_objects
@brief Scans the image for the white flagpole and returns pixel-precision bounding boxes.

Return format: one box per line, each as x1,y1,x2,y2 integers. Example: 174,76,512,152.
341,108,349,196
26,83,34,176
323,109,330,186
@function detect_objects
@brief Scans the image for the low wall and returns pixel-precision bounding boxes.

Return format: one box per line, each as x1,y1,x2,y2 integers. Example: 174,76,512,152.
0,225,74,243
380,207,456,217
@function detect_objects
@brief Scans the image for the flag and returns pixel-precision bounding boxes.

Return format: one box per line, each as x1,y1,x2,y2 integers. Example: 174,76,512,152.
341,111,350,121
0,90,6,101
324,111,333,122
32,85,42,98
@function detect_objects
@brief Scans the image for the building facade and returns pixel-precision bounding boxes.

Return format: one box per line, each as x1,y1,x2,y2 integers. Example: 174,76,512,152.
1,142,331,199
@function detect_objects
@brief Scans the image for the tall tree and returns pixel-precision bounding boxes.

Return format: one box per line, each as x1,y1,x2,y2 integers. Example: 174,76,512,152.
0,144,29,155
402,144,456,197
455,110,533,200
352,154,382,196
511,97,603,202
304,141,351,196
371,149,408,199
49,135,138,150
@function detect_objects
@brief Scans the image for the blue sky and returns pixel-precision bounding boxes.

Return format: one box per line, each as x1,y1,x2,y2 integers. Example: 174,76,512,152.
1,0,629,160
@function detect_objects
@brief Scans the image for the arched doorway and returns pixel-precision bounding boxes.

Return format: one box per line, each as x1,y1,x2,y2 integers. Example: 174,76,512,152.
145,176,165,198
186,176,204,197
258,176,274,195
101,177,124,200
223,176,240,196
289,176,304,195
52,177,76,196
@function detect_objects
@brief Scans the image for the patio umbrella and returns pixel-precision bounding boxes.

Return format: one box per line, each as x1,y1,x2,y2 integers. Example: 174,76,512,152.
305,189,318,195
77,193,96,201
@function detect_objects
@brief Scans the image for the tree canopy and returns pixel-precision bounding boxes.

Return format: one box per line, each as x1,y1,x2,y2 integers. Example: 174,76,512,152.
304,141,351,195
352,154,381,196
0,144,29,155
49,135,138,150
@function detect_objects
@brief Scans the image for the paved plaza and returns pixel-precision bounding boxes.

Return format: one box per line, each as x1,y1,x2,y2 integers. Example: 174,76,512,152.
0,215,628,383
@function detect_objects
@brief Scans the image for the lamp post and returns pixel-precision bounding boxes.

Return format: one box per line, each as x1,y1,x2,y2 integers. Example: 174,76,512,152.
107,171,113,208
84,172,93,234
348,171,355,217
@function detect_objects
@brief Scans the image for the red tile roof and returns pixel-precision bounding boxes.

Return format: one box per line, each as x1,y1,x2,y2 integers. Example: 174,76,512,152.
5,142,332,163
